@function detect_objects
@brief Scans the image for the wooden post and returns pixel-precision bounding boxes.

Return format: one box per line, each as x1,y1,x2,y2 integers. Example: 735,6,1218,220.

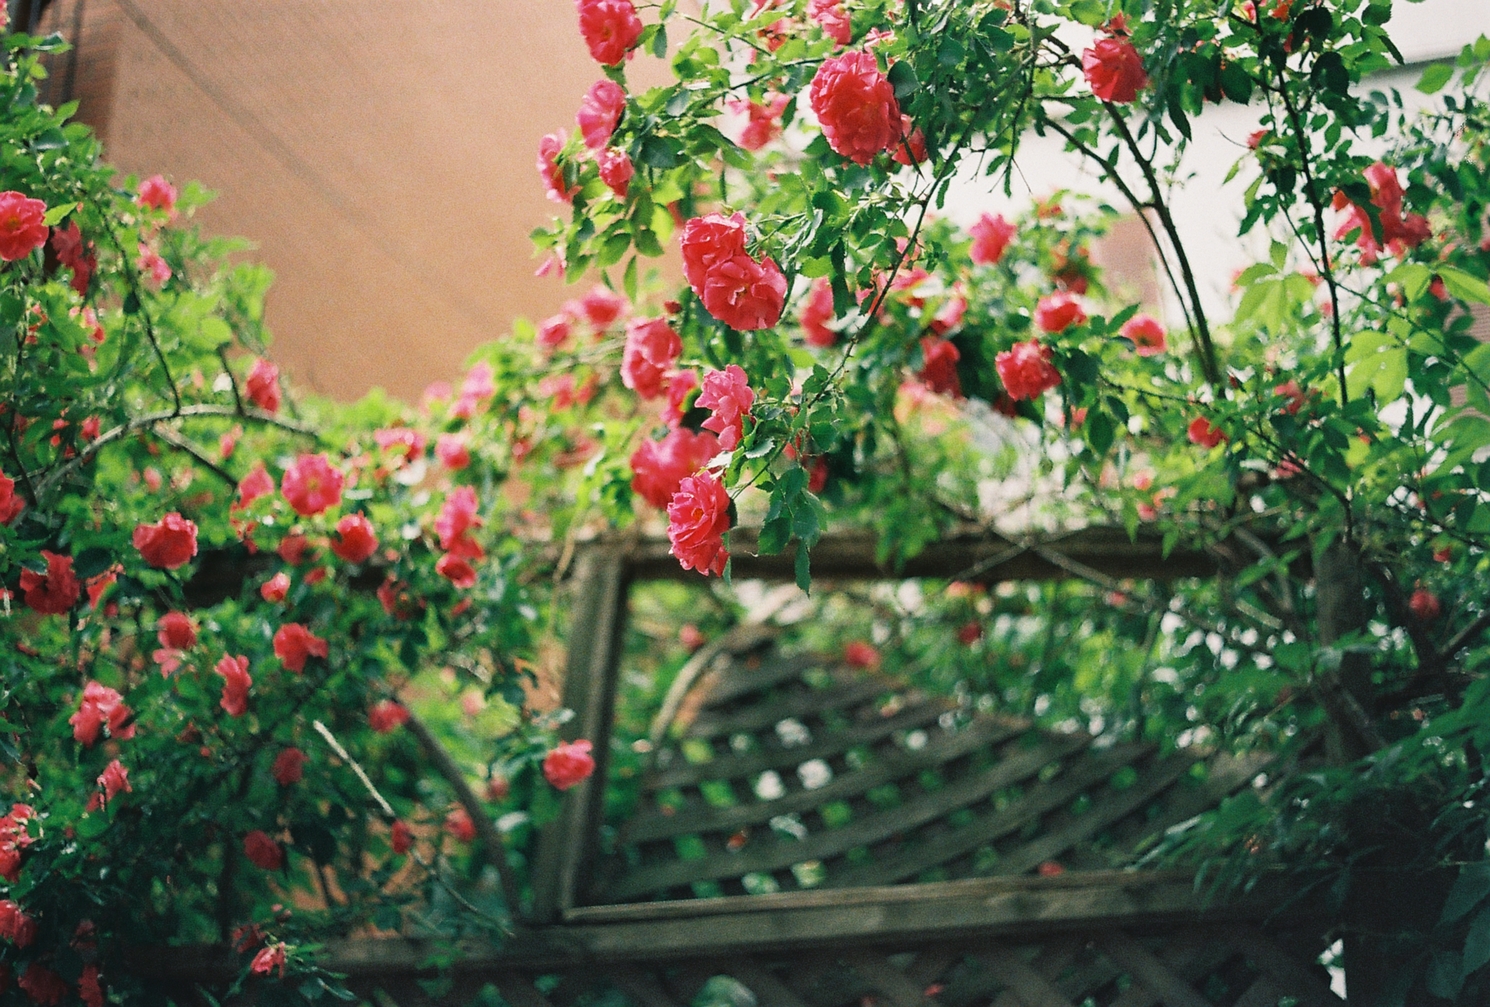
530,545,630,923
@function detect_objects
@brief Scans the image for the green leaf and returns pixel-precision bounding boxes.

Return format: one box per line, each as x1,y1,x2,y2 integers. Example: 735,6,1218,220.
1416,62,1455,93
1439,267,1490,304
42,203,73,226
795,542,812,592
651,23,668,58
1442,863,1490,925
1465,904,1490,976
638,135,682,169
888,60,920,99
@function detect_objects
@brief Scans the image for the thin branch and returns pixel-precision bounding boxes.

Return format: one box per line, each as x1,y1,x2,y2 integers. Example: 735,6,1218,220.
149,424,237,487
99,216,183,415
1442,609,1490,662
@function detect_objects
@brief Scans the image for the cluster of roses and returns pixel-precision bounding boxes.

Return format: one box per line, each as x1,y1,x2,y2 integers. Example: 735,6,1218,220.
1333,161,1431,264
808,50,925,168
681,212,786,332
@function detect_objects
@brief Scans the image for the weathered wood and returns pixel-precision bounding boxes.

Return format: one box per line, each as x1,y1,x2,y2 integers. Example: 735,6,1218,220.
725,959,814,1007
1228,926,1344,1007
1228,975,1288,1007
1092,931,1214,1007
980,945,1078,1007
1103,939,1233,1007
531,546,630,921
843,950,937,1006
606,966,684,1007
491,974,559,1007
686,675,891,740
691,650,823,711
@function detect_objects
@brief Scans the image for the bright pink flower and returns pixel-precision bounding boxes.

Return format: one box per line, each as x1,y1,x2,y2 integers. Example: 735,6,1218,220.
137,244,171,285
537,131,578,203
391,819,413,854
680,624,707,651
0,192,48,261
436,553,478,588
930,294,967,336
1122,314,1166,355
50,222,96,294
133,512,199,569
1334,161,1430,259
579,286,629,328
237,464,275,508
732,94,790,151
666,472,732,576
1034,292,1087,332
918,337,962,397
697,365,755,450
543,739,597,790
621,317,683,399
436,433,471,470
281,454,344,516
369,700,410,734
1187,417,1226,448
216,654,252,717
681,212,749,293
97,759,131,802
273,623,328,673
800,277,838,347
576,0,643,65
158,612,196,650
330,513,378,563
260,572,291,603
245,358,281,413
445,806,477,842
462,362,496,400
891,116,928,166
373,426,425,461
996,340,1062,401
1083,36,1148,103
436,486,484,557
701,254,787,330
664,368,699,427
630,428,722,508
844,641,880,669
20,550,80,615
970,213,1015,265
136,174,178,213
808,0,852,44
577,79,626,150
70,681,133,747
0,472,24,525
809,51,901,165
273,747,307,786
243,830,283,870
1410,588,1442,623
251,944,287,979
597,147,633,197
537,312,573,351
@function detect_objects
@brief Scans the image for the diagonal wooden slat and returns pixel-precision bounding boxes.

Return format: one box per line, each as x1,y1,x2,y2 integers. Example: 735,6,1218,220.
1228,926,1344,1007
1229,975,1288,1007
1120,751,1274,855
843,950,939,1006
981,945,1080,1007
1102,940,1235,1007
905,948,962,989
1092,931,1216,1007
694,652,825,710
687,676,891,740
724,958,815,1007
606,966,686,1007
492,974,560,1007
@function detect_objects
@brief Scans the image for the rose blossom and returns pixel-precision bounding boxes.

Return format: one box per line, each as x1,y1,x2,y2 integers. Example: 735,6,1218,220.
273,748,307,786
0,192,48,261
702,254,787,330
1034,291,1087,332
436,433,471,470
1083,35,1148,103
537,131,579,204
281,453,344,516
18,964,65,1007
50,221,96,294
664,368,700,427
666,471,732,576
970,213,1016,265
844,641,880,668
996,340,1062,401
543,740,597,790
537,312,573,351
630,428,722,508
576,0,644,65
20,550,80,615
809,51,901,165
799,277,838,347
245,358,281,413
237,464,275,508
577,79,626,149
137,174,178,213
273,623,329,673
97,760,131,802
216,654,252,717
696,365,755,450
251,944,287,979
1187,417,1227,448
808,0,852,44
330,513,378,563
681,212,748,293
70,682,134,747
79,965,104,1007
436,486,484,557
436,553,478,588
373,426,425,462
133,512,199,569
243,830,283,870
1121,314,1167,355
445,806,477,842
158,611,197,650
577,285,628,329
891,116,928,166
260,572,291,603
918,337,962,397
621,317,683,399
732,94,790,151
137,244,171,285
0,471,25,525
391,820,414,854
369,699,410,734
1409,588,1442,623
1333,161,1430,260
598,147,634,197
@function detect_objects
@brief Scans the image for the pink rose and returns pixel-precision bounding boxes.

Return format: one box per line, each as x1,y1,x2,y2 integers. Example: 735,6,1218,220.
665,368,699,427
435,486,484,558
281,454,344,516
576,0,644,65
0,471,25,525
237,464,275,508
216,654,252,717
800,277,838,347
537,312,573,351
577,79,626,150
700,254,787,331
1121,314,1166,355
70,681,133,747
808,0,852,44
809,51,901,165
696,365,755,450
369,700,410,733
537,131,579,204
20,550,80,616
436,433,470,470
681,212,749,293
995,340,1061,401
132,512,199,569
1083,35,1148,103
260,572,291,603
136,174,178,213
373,426,426,461
436,553,479,588
918,337,962,397
543,739,597,790
158,611,197,650
97,760,131,802
630,428,722,508
970,213,1015,265
1187,417,1226,448
666,472,732,576
0,191,48,262
245,358,281,413
732,94,790,151
597,147,634,197
273,623,328,673
621,317,683,399
50,222,96,294
330,513,378,563
1034,292,1087,333
891,116,928,166
579,285,628,328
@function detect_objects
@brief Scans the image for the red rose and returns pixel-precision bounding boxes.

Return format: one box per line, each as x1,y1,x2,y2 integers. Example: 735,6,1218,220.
216,654,252,717
281,453,344,516
20,550,80,616
133,511,199,569
844,641,880,668
373,426,426,462
697,365,755,451
18,963,65,1006
537,312,573,351
158,611,197,650
543,739,597,790
800,277,837,347
237,464,275,508
809,51,901,165
137,243,171,285
666,472,732,576
681,212,748,293
0,900,35,947
435,553,478,588
918,337,963,397
330,513,378,563
50,221,96,294
436,434,471,470
1409,589,1442,623
0,472,25,525
0,192,48,262
97,759,131,802
537,131,579,204
78,966,104,1007
996,340,1062,401
891,116,928,166
1082,36,1148,103
1037,860,1066,876
630,428,722,508
70,681,133,746
958,621,983,645
576,0,643,65
273,623,328,673
278,533,311,566
577,79,626,150
487,774,510,800
272,747,307,786
1335,162,1430,260
665,369,700,427
260,572,291,603
578,286,628,328
444,806,477,842
1034,291,1087,332
391,819,413,854
732,94,790,151
245,358,281,413
136,174,178,213
1121,314,1166,356
1187,417,1227,448
250,943,287,979
243,830,283,870
701,254,787,331
368,699,410,734
598,147,634,197
621,317,683,399
808,0,852,44
436,486,484,558
969,212,1015,265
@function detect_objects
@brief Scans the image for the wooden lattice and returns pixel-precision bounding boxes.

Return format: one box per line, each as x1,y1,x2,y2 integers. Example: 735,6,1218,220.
591,638,1268,905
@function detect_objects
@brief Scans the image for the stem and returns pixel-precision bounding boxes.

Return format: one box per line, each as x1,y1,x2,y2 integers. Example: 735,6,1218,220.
99,217,182,416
